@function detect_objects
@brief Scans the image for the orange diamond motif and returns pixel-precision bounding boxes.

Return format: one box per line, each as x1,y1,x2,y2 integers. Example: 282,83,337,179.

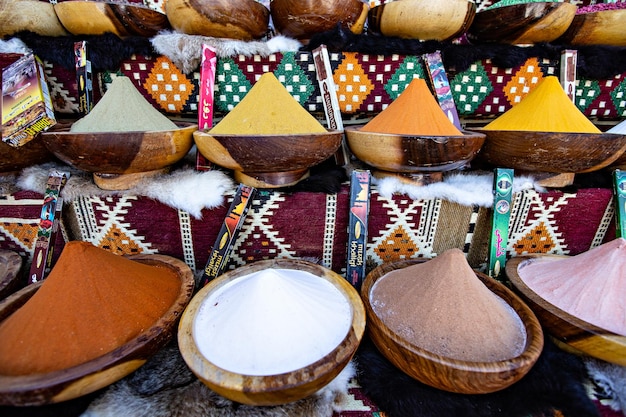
334,52,374,113
144,56,194,113
503,57,544,106
99,224,144,256
2,222,38,249
374,225,419,263
513,222,556,255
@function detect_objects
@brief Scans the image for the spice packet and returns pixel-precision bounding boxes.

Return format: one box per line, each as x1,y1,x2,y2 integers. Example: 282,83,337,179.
560,49,577,103
74,41,93,115
313,44,350,166
196,44,217,171
613,169,626,238
200,184,256,287
29,170,70,283
346,169,371,289
488,168,514,280
423,50,462,131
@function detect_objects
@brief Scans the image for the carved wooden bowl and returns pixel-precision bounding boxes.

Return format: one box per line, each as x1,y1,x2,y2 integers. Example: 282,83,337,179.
345,127,486,173
506,255,626,367
193,129,343,188
165,0,270,40
40,122,196,190
178,258,366,406
467,1,577,44
0,254,195,406
368,0,476,41
0,0,68,37
0,139,56,173
557,9,626,47
362,259,544,394
473,129,626,174
54,1,170,37
0,250,22,301
271,0,368,42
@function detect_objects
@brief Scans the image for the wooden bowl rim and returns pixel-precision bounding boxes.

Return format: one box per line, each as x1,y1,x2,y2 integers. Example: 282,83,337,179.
193,128,343,139
0,253,195,406
471,128,626,139
475,1,576,16
178,258,366,390
42,121,198,136
345,126,486,141
362,259,544,372
506,255,626,346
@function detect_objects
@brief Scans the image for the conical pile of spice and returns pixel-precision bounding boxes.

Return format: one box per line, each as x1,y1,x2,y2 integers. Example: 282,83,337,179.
70,76,178,132
518,237,626,336
483,76,600,133
360,77,463,136
209,72,327,135
0,241,181,376
370,248,526,362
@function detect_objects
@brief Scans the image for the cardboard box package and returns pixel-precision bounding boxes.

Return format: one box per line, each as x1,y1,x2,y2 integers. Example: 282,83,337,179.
2,53,56,147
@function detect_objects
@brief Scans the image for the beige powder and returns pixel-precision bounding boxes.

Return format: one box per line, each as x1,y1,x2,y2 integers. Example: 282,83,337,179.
371,249,526,362
70,76,177,132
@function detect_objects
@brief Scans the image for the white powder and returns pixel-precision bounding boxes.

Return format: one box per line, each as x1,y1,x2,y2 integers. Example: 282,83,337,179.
193,268,352,375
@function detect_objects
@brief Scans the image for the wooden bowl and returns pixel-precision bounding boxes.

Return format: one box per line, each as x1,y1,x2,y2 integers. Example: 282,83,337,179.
165,0,269,40
54,1,170,37
193,129,343,188
271,0,368,42
467,2,577,44
178,258,366,406
40,122,196,190
0,0,68,37
362,259,544,394
0,139,56,173
0,250,22,301
345,127,486,173
368,0,476,41
473,129,626,174
557,9,626,47
0,254,195,406
506,255,626,366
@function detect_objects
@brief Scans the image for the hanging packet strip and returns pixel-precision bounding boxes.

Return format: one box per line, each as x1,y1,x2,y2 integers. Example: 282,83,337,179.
313,44,350,166
613,169,626,238
196,44,217,171
423,50,462,131
560,49,577,103
29,170,70,283
200,184,256,287
74,41,93,115
346,169,371,289
488,168,513,280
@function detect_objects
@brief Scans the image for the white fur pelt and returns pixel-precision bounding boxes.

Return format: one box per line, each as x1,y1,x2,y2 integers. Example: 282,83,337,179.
0,37,31,54
584,358,626,415
82,342,356,417
151,31,302,74
373,171,544,207
17,162,234,219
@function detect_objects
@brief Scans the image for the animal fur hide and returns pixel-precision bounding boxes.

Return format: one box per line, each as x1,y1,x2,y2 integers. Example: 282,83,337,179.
81,341,356,417
355,335,601,417
16,160,234,219
584,358,626,415
150,31,302,74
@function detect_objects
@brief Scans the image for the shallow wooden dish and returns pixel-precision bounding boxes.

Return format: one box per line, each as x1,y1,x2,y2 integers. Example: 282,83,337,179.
271,0,368,42
0,139,56,173
467,2,577,44
40,122,196,190
345,127,485,173
165,0,269,40
193,129,343,188
0,250,22,301
474,129,626,174
54,1,170,37
178,258,366,406
362,259,544,394
557,9,626,47
0,254,195,406
368,0,475,41
506,255,626,367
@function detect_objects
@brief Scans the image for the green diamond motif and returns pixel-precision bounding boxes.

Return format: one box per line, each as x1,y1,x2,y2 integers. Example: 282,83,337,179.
273,52,315,105
611,78,626,117
575,78,601,113
450,62,493,116
385,56,427,100
215,57,252,113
